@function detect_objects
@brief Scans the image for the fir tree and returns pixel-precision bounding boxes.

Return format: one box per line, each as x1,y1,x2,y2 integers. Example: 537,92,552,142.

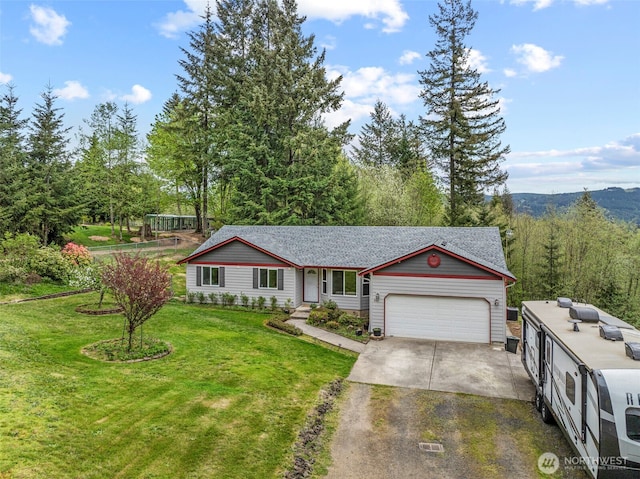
419,0,509,225
352,100,397,168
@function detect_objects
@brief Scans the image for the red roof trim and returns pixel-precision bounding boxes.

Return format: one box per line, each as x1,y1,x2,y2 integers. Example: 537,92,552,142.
177,236,300,268
190,261,292,268
374,272,501,281
360,244,515,281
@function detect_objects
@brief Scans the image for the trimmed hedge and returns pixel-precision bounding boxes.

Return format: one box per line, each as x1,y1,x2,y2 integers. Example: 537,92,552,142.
266,317,303,336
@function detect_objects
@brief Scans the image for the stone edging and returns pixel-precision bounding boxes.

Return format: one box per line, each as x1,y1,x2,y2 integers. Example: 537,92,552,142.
0,288,92,305
75,303,124,315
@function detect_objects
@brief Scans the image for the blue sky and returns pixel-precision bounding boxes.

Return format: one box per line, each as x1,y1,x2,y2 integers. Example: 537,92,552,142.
1,0,638,194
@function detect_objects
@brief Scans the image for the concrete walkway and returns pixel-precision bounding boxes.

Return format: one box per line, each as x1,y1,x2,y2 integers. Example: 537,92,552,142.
287,319,366,353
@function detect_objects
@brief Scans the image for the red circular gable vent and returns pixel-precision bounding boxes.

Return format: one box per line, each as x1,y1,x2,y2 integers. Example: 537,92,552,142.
427,253,441,268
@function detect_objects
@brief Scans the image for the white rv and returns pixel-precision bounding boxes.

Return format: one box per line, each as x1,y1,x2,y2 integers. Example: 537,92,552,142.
521,299,640,478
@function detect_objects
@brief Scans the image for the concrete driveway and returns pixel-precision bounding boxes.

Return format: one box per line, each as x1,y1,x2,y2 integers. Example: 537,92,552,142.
348,337,535,400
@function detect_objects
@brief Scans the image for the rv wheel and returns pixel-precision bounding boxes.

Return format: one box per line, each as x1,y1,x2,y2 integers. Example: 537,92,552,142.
535,392,542,412
540,400,555,424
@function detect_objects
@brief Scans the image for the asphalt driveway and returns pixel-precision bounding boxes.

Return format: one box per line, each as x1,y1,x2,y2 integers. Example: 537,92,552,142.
348,337,534,400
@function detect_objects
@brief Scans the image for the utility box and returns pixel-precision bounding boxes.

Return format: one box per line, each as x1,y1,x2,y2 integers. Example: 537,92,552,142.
506,307,518,321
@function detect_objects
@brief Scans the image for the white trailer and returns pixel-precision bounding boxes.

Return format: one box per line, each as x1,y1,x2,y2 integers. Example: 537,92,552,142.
521,299,640,478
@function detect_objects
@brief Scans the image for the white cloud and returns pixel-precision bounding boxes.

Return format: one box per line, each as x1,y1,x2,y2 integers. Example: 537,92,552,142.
503,68,517,78
0,72,13,84
53,80,89,100
321,35,337,51
510,0,608,10
29,5,71,45
155,9,201,39
511,43,563,73
298,0,409,33
121,85,152,104
466,48,491,74
399,50,421,66
505,133,640,192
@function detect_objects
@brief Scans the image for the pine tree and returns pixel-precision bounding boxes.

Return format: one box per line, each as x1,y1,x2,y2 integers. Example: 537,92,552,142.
0,84,28,234
352,100,397,168
22,86,81,244
419,0,509,225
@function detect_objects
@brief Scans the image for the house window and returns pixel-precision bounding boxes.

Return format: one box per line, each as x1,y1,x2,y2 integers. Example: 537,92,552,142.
565,372,576,405
363,274,370,297
202,266,219,286
259,268,278,289
322,269,327,294
332,270,357,296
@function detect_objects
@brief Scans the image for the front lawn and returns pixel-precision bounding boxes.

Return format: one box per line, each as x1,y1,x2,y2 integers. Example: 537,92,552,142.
64,224,134,246
0,295,355,478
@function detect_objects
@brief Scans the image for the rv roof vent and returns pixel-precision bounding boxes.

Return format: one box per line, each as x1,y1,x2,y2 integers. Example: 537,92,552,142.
557,297,573,308
625,342,640,360
599,324,624,341
569,306,599,322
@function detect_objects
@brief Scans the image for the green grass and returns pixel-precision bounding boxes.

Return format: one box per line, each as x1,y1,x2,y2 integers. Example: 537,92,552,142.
64,224,134,247
0,280,74,302
0,295,355,478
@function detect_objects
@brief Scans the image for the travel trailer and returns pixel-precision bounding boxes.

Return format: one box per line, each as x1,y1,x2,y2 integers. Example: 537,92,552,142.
521,299,640,478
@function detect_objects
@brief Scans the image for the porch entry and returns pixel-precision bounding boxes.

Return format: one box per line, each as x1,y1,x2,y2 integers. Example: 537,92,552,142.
303,268,319,303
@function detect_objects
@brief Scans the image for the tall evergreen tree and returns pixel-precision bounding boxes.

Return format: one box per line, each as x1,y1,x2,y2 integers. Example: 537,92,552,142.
0,84,28,234
352,100,397,168
418,0,509,225
175,4,218,234
22,86,81,244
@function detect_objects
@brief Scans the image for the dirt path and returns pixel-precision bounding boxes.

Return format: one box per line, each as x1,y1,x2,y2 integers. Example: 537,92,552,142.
325,383,588,479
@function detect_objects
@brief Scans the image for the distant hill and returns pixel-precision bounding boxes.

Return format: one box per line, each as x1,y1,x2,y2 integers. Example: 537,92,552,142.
509,187,640,224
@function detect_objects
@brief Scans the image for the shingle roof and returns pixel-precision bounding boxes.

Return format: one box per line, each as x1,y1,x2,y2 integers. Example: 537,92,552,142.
183,225,515,280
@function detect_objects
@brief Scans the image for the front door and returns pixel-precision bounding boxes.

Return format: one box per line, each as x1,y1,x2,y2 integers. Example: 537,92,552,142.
304,268,319,303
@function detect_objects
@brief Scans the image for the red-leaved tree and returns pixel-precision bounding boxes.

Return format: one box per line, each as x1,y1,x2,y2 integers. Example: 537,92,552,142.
102,253,172,351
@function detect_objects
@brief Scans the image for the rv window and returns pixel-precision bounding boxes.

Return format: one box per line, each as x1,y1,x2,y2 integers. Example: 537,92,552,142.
565,373,576,405
626,408,640,442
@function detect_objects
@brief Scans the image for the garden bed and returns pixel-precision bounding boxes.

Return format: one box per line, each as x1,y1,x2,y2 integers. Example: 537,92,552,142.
75,302,123,315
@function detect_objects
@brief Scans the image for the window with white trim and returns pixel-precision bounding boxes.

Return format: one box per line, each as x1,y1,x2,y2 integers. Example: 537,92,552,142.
202,266,219,286
259,268,278,289
332,270,357,296
363,273,370,297
322,269,327,294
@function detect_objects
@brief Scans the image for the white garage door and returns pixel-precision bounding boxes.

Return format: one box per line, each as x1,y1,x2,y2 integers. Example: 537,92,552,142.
386,295,490,343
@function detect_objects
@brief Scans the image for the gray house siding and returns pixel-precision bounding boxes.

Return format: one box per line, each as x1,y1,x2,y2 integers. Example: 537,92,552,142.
368,275,506,342
186,264,298,308
379,250,496,277
193,240,287,266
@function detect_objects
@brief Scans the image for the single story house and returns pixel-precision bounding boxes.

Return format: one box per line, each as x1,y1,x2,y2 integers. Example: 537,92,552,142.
177,225,516,344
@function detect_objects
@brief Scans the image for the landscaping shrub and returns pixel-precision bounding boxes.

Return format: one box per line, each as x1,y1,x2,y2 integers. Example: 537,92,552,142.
196,291,207,304
241,292,250,308
307,309,328,326
0,262,27,283
270,295,279,311
251,297,257,309
28,246,71,282
322,299,338,310
266,317,302,336
61,242,92,267
338,312,361,328
257,296,266,309
325,320,339,329
208,292,219,305
222,292,237,307
186,292,197,303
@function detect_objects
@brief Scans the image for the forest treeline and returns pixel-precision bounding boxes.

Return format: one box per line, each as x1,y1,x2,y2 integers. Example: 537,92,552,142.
1,0,638,323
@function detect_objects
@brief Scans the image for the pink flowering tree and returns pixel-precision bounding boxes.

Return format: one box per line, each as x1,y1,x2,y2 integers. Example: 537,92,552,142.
61,242,92,267
102,253,172,351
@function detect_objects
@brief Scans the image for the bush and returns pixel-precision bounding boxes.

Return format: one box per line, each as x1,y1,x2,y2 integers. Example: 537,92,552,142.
196,291,207,304
338,312,361,328
61,242,92,267
322,299,338,310
186,292,197,303
241,292,250,308
257,296,266,310
28,247,70,282
325,320,340,330
222,292,237,307
251,297,257,309
270,296,279,311
208,292,219,305
307,309,328,326
327,307,341,322
0,261,27,283
266,318,302,336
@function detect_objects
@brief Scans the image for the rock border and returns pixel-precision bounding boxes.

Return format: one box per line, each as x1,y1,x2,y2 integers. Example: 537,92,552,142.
75,303,124,315
81,338,173,363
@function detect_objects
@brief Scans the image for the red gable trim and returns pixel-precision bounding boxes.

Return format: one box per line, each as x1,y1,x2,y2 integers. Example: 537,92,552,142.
374,272,501,281
176,236,300,268
359,244,515,282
